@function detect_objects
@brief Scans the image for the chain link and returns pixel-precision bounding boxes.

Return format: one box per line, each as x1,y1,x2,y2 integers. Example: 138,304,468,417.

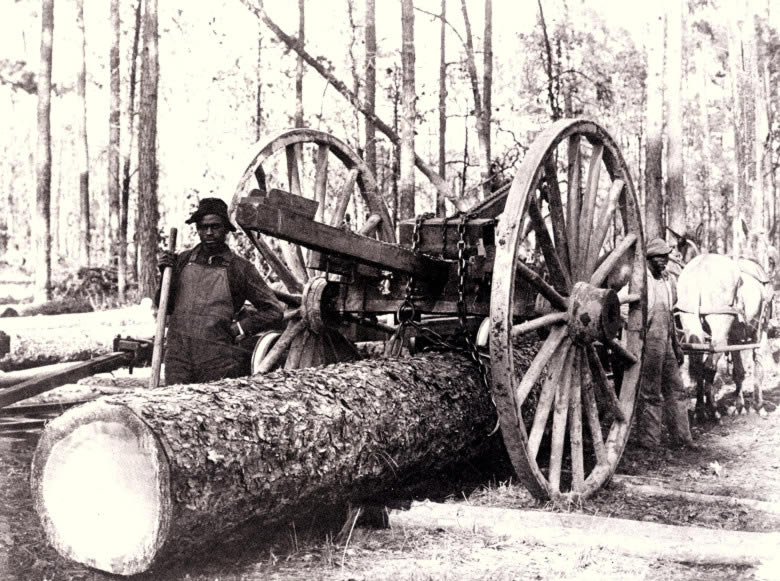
455,213,492,393
392,212,491,396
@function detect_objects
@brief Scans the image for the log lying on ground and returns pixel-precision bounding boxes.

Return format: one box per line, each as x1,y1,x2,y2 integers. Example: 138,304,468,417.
389,500,780,566
611,474,780,515
31,353,494,576
0,303,154,371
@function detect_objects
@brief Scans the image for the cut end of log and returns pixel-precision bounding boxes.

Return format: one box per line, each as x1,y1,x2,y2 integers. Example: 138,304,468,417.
31,401,171,576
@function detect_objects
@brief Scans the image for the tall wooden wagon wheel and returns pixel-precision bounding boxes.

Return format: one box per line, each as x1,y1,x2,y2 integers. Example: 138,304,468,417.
229,128,395,372
489,118,647,501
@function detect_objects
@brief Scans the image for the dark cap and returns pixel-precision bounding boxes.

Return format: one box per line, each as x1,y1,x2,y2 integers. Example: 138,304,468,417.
185,197,236,232
646,237,672,257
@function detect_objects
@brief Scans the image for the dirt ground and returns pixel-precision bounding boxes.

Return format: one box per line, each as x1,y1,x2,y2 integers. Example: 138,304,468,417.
2,370,780,581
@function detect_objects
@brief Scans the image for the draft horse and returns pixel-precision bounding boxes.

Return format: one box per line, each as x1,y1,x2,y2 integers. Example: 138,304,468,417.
675,230,777,421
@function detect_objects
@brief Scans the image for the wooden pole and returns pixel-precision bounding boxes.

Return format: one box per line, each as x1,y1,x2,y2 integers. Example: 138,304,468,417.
149,228,177,388
388,500,780,566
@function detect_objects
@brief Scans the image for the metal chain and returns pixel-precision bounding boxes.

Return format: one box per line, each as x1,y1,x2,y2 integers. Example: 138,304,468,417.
455,213,492,393
388,213,434,357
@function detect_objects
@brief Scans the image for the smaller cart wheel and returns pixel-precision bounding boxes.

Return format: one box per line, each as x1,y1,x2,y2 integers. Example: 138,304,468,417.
231,129,395,372
489,118,647,501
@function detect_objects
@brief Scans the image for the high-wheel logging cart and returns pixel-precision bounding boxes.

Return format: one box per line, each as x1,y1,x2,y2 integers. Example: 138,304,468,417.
230,117,647,501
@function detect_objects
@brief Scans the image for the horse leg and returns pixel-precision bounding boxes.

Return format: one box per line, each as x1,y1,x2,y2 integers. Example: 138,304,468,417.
688,353,708,423
731,351,747,414
753,333,769,416
704,353,722,422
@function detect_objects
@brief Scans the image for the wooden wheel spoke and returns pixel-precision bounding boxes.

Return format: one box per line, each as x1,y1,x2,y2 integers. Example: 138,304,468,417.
358,213,382,237
543,157,571,275
585,344,626,423
313,144,330,221
589,233,637,287
528,195,570,291
488,119,646,501
620,293,640,305
566,135,582,267
285,144,303,196
281,241,309,283
586,179,624,276
568,349,585,492
242,228,302,293
515,261,568,312
515,326,567,407
549,347,574,491
582,360,607,466
254,164,268,195
257,319,305,373
607,338,638,365
576,144,604,280
527,339,571,458
511,312,567,338
329,168,359,227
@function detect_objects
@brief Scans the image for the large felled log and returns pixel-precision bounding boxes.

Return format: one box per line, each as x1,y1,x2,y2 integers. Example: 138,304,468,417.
31,352,493,575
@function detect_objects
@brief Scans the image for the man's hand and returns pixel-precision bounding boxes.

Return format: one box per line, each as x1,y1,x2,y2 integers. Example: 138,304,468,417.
157,250,175,273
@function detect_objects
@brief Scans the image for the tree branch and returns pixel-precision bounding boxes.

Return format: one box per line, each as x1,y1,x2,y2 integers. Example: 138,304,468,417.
244,0,473,212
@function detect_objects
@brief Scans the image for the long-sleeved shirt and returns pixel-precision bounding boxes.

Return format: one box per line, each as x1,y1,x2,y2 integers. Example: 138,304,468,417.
157,243,284,335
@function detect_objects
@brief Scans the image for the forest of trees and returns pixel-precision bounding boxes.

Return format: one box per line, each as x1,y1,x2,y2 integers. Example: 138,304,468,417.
1,0,779,304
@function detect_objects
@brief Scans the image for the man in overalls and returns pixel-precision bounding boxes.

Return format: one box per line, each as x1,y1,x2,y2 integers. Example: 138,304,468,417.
636,238,696,449
157,197,284,385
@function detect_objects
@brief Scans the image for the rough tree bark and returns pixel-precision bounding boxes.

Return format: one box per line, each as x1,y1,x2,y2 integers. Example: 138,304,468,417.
644,4,665,241
109,0,121,295
76,0,91,267
365,0,377,180
121,0,143,288
728,5,757,252
399,0,416,220
31,353,493,575
437,0,447,216
483,0,492,185
34,0,54,304
664,0,685,237
295,0,304,131
137,0,160,299
460,0,491,200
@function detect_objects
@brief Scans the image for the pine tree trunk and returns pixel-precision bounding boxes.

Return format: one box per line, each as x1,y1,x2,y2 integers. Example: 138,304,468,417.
728,6,757,251
644,5,665,241
483,0,492,189
436,0,447,217
295,0,304,130
399,0,416,220
76,0,91,267
109,0,122,297
664,0,685,236
122,0,143,287
460,0,490,199
31,353,493,575
137,0,160,299
34,0,54,304
365,0,377,180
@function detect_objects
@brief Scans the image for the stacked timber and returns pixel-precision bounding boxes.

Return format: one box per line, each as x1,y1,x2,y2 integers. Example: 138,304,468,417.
31,352,494,576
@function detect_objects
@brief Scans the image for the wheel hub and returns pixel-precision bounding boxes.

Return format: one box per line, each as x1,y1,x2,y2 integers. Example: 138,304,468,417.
566,281,621,344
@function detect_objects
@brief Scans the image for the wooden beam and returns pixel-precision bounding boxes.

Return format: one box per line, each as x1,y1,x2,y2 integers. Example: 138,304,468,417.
0,352,131,409
237,200,448,279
